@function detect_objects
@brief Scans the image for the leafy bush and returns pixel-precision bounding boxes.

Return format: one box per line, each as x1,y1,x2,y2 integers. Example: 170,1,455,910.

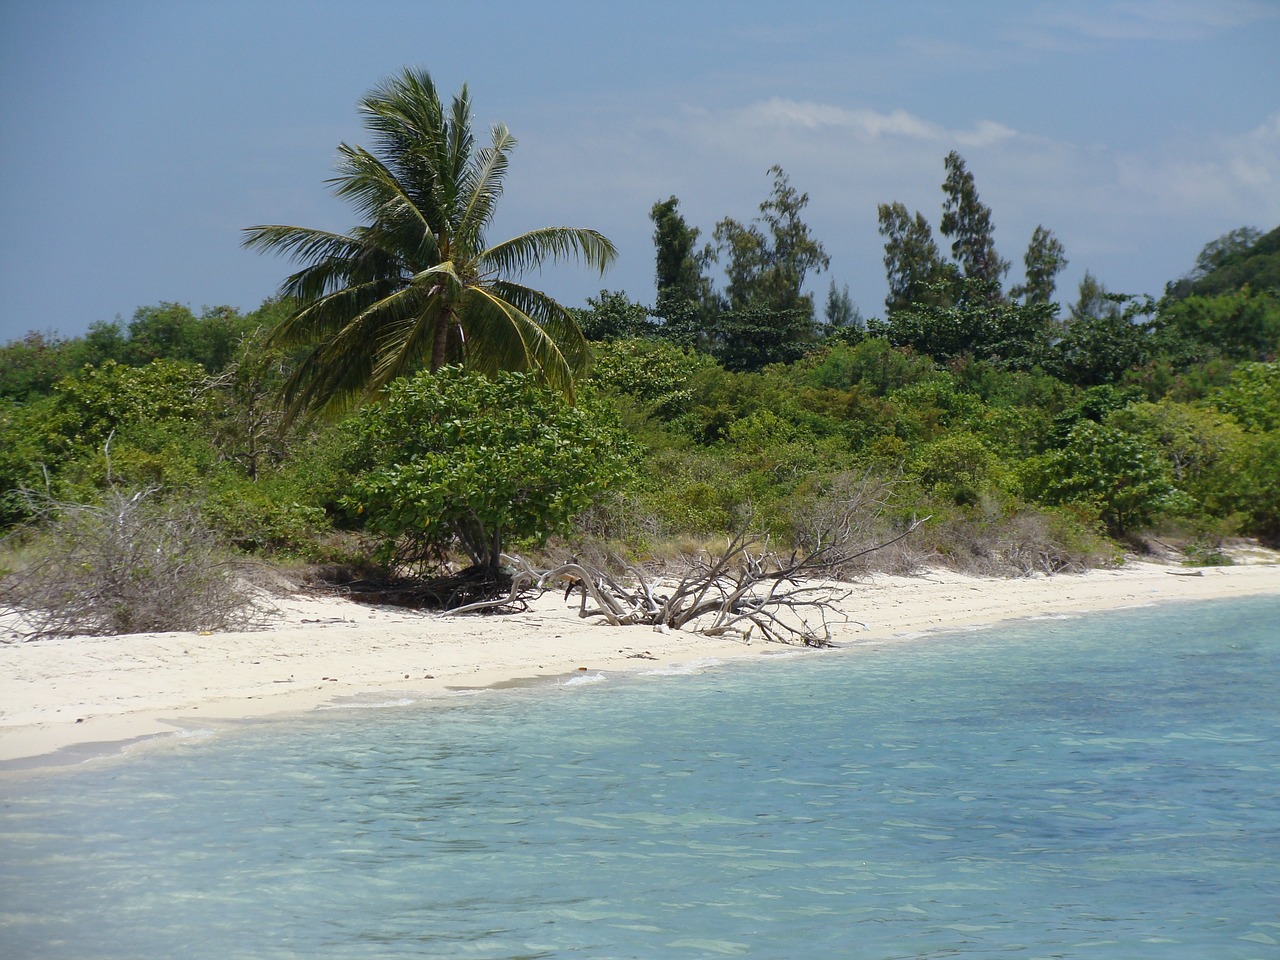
1021,421,1184,536
1230,429,1280,542
52,358,216,446
202,479,329,556
0,397,60,526
796,339,940,395
344,367,635,574
871,296,1056,369
1157,290,1280,364
1209,362,1280,433
1107,399,1247,519
588,337,715,423
634,446,741,537
911,432,1006,504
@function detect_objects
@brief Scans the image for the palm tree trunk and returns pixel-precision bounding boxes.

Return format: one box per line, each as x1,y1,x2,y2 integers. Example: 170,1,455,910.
429,314,451,372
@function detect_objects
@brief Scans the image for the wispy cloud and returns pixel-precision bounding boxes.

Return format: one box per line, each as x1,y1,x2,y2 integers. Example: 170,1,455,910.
1112,111,1280,215
1026,0,1278,44
722,98,1025,150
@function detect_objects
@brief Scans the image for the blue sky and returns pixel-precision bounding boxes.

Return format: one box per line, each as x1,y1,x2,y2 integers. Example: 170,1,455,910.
2,0,1278,343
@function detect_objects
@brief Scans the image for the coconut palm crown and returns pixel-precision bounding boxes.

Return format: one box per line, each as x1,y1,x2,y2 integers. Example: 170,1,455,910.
243,68,616,417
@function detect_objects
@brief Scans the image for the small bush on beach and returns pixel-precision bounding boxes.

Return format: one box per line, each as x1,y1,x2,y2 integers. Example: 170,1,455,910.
1,489,268,640
343,366,635,592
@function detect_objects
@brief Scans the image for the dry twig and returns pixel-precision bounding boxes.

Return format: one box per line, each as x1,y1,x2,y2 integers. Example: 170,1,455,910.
1,489,271,641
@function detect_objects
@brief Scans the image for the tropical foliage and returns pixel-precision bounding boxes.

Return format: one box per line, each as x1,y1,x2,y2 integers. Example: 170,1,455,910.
2,74,1278,619
344,366,634,573
243,68,615,416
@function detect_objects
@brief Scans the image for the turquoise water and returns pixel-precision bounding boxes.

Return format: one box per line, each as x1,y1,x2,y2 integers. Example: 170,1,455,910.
3,596,1280,959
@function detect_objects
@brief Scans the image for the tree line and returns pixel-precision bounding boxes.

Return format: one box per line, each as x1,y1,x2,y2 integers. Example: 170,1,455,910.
2,67,1278,626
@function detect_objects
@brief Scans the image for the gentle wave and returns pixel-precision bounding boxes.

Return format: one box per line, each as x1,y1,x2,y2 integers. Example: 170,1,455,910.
560,671,608,686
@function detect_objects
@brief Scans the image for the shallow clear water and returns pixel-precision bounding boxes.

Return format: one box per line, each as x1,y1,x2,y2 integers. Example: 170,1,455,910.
3,596,1280,959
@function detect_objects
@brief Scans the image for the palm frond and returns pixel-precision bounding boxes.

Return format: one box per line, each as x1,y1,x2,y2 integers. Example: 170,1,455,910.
279,285,431,418
456,124,514,250
481,227,617,278
360,69,442,165
368,293,450,389
278,326,377,420
269,277,393,347
330,144,435,250
241,224,367,265
461,286,577,400
406,260,461,288
489,280,592,377
446,88,475,182
243,224,407,304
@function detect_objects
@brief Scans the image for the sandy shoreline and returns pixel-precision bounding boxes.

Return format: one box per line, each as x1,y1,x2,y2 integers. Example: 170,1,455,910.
3,558,1278,768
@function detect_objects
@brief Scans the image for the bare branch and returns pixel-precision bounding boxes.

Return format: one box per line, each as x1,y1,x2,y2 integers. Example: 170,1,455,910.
2,489,272,641
439,513,927,646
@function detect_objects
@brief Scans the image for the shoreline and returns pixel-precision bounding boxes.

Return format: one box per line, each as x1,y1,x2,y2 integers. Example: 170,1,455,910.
3,558,1278,769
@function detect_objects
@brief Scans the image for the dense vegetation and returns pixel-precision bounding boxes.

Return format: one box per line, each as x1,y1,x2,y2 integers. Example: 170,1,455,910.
3,74,1278,624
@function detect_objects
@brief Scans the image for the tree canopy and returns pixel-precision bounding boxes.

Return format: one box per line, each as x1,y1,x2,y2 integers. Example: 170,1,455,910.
243,68,616,417
939,151,1009,295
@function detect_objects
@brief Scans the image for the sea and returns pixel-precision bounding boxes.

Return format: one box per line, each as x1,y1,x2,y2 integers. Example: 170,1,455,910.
2,594,1279,959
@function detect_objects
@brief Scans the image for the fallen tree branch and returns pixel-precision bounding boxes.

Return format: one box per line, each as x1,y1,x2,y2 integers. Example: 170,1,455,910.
443,513,929,646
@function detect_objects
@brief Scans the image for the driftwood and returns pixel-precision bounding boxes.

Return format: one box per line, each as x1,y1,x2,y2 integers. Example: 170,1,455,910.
445,516,927,646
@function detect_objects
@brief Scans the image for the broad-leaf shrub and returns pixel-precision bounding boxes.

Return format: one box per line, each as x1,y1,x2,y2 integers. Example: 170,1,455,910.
1209,362,1280,433
1107,400,1247,520
344,367,634,573
1021,421,1183,536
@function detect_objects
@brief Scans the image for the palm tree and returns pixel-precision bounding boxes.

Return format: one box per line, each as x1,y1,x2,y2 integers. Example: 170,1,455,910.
243,68,616,417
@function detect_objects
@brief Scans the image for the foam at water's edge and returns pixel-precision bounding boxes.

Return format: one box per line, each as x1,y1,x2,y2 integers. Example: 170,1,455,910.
560,671,608,686
639,657,725,677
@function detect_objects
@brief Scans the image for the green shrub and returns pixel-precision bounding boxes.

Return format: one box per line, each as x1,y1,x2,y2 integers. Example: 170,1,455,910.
1020,421,1183,536
1208,362,1280,433
344,367,635,573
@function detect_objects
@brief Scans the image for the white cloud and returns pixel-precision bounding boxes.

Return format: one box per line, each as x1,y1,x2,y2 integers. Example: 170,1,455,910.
955,120,1021,149
1110,112,1280,219
724,99,1028,151
743,99,942,140
1028,0,1278,44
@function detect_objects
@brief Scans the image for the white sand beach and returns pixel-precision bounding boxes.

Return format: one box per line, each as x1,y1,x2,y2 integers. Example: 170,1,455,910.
3,557,1278,767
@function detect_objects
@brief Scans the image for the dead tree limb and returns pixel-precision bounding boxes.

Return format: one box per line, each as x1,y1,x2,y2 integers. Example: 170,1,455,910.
444,513,928,646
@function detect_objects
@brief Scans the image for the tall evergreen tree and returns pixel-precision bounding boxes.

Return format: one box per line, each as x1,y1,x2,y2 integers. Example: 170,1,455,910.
1011,225,1068,306
824,280,860,330
1070,271,1122,322
710,166,830,370
876,201,954,312
713,165,829,316
1193,226,1263,278
939,151,1009,296
649,196,718,346
650,197,713,307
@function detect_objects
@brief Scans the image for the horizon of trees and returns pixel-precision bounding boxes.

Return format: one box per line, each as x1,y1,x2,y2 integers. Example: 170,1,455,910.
3,140,1279,597
6,150,1268,371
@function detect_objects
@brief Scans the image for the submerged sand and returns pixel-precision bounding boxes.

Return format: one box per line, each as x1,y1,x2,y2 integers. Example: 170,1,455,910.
3,558,1278,767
